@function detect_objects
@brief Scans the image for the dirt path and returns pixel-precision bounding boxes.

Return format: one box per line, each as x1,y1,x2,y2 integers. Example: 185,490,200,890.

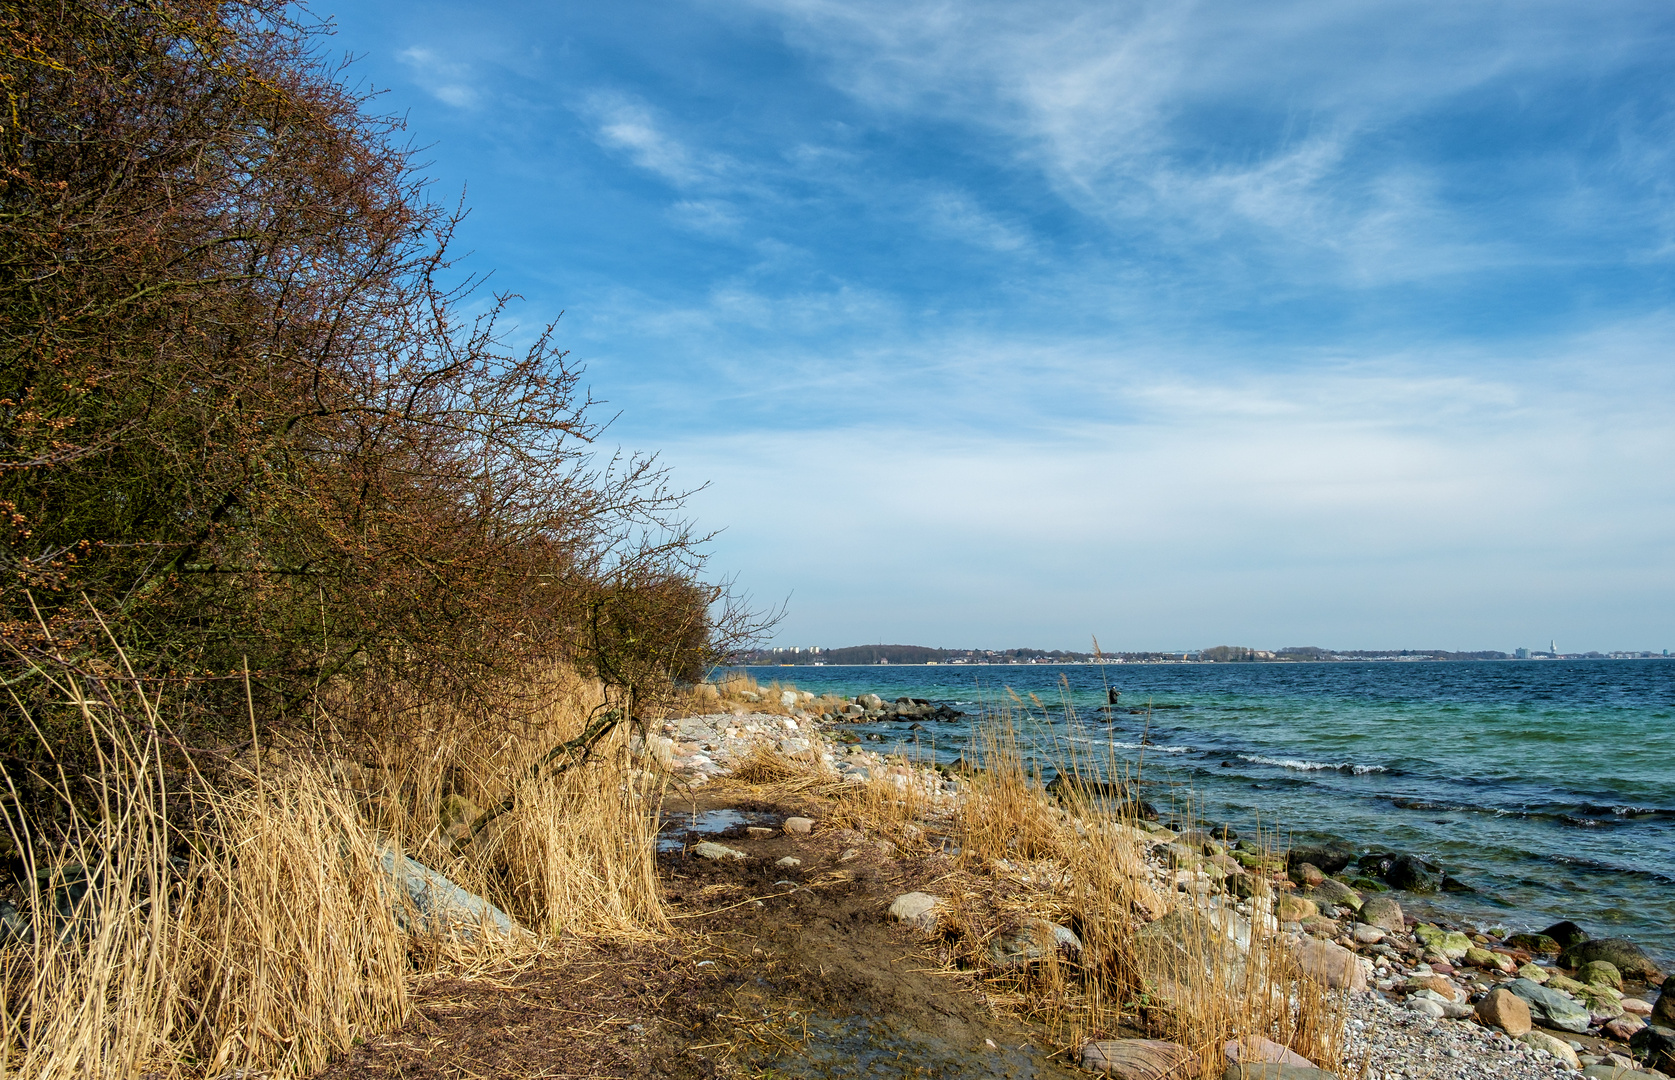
319,789,1080,1080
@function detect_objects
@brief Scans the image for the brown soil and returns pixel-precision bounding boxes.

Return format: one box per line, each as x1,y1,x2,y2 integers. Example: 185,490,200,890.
318,788,1081,1080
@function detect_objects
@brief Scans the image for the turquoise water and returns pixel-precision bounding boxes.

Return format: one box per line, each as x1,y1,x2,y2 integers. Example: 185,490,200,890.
745,660,1675,965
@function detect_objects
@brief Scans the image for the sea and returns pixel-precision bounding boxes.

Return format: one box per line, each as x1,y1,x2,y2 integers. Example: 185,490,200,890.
743,660,1675,966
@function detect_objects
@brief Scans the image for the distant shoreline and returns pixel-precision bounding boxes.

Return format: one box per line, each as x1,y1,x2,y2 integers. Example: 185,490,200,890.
742,656,1675,668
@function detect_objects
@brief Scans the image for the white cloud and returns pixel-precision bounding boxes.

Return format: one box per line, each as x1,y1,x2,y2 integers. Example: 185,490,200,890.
398,46,480,108
578,91,733,188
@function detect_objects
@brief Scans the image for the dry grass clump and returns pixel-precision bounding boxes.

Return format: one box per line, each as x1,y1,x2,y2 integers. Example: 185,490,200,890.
0,658,667,1079
827,701,1346,1078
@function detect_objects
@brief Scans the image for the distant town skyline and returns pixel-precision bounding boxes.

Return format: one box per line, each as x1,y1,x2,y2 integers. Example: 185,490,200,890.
323,0,1675,650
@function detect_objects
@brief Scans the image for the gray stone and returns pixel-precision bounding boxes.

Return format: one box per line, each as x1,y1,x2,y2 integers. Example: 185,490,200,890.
1224,1038,1315,1068
692,841,748,861
375,843,527,941
888,892,941,931
1292,937,1366,991
1080,1038,1192,1078
1405,997,1447,1018
1517,1031,1581,1069
990,920,1081,970
1581,1067,1661,1080
783,816,816,835
857,693,884,710
1629,1025,1675,1073
1507,977,1592,1033
775,856,802,868
1222,1067,1338,1080
1307,878,1361,911
1357,894,1404,933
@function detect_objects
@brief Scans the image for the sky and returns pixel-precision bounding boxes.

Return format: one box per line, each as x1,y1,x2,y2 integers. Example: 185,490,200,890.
319,0,1675,653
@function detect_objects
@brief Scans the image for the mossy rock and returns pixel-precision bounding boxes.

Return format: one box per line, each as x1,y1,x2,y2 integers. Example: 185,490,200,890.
1507,933,1561,955
1578,960,1623,990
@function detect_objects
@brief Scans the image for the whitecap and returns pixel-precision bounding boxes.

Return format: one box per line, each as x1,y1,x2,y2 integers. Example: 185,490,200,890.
1238,754,1386,775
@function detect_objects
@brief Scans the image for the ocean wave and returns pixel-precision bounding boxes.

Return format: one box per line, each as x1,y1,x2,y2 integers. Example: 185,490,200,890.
1238,754,1387,775
1109,741,1192,754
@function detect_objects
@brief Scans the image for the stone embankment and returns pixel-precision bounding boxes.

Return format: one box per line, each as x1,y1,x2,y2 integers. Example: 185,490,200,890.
649,692,1674,1080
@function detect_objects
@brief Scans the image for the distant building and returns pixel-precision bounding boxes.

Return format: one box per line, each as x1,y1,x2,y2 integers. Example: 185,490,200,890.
1514,647,1528,659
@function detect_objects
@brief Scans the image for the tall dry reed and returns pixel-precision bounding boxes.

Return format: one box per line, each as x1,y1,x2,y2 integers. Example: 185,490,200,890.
0,656,669,1079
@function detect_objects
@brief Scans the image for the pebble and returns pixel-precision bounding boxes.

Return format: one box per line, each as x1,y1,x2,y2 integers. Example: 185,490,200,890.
1346,994,1594,1080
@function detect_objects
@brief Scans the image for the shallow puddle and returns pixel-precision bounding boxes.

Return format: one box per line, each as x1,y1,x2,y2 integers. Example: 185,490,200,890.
656,807,784,851
743,1012,1080,1080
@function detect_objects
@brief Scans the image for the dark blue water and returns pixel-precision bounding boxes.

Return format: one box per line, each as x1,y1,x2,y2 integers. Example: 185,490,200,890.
745,660,1675,965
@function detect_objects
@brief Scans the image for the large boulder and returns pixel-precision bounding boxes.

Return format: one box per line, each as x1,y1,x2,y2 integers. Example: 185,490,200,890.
1506,977,1592,1033
1357,895,1404,933
1413,924,1470,960
1383,854,1440,893
1475,987,1532,1035
1560,938,1664,982
375,844,527,942
1276,895,1318,923
1652,975,1675,1027
1292,938,1367,991
1629,1025,1675,1074
1080,1038,1192,1078
1540,920,1590,947
1286,842,1354,875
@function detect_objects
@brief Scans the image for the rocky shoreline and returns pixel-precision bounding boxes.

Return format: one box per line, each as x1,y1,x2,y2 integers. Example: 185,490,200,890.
648,695,1675,1079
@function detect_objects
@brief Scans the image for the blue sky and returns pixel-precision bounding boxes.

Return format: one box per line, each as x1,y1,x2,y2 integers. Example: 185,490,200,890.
322,0,1675,652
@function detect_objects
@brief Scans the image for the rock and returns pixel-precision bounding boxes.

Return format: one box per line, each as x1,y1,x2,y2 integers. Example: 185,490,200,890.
1308,878,1362,911
1406,997,1447,1019
1409,974,1464,1001
1581,1066,1661,1080
1629,1025,1675,1073
991,920,1081,970
1476,987,1533,1035
1079,1038,1193,1078
1579,960,1624,990
1507,977,1592,1033
1291,862,1325,888
374,843,528,941
1352,924,1384,945
1414,924,1471,960
1465,946,1514,972
1656,976,1675,1027
1222,1068,1337,1080
780,690,798,708
1276,895,1318,922
1541,920,1590,947
1561,939,1665,982
1286,842,1355,875
1517,962,1551,984
746,826,775,838
1357,895,1404,933
1622,997,1652,1016
888,892,942,931
1224,1037,1315,1068
1517,1030,1581,1069
693,841,747,861
1605,1014,1647,1040
783,817,816,835
1383,854,1441,892
857,693,884,710
1507,932,1562,955
775,856,802,868
1292,937,1366,991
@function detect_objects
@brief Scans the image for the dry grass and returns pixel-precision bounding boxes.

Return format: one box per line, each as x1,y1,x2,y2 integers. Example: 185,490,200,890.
677,672,846,720
0,656,667,1079
824,699,1347,1078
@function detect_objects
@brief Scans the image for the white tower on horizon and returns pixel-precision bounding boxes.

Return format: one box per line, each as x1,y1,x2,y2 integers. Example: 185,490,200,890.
1551,639,1557,655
